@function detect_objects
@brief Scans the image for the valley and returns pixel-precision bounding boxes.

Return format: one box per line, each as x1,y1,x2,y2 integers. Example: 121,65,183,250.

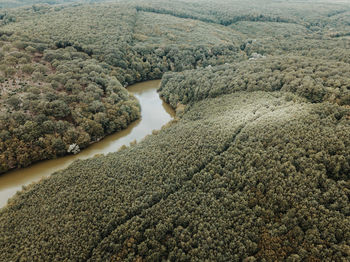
0,0,350,261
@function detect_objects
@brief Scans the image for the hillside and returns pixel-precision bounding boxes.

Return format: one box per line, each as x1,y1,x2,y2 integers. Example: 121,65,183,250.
1,0,350,261
0,1,247,172
1,89,349,261
0,40,140,173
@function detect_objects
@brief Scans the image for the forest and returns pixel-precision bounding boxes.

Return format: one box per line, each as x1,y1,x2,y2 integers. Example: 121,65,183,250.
0,0,350,261
0,41,140,173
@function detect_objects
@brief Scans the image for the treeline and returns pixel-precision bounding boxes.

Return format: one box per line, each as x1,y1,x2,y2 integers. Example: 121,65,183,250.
0,0,105,8
1,91,349,261
1,3,244,85
0,42,140,173
238,33,350,63
132,0,350,29
159,56,350,108
91,102,350,261
0,0,65,8
1,0,350,260
0,2,246,172
4,0,349,90
135,5,294,26
134,5,217,25
131,0,350,65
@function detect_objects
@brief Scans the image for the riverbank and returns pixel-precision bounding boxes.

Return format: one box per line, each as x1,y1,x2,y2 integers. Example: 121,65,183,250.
0,80,175,208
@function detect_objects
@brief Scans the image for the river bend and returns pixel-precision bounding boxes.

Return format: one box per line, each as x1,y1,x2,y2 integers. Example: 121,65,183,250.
0,80,175,208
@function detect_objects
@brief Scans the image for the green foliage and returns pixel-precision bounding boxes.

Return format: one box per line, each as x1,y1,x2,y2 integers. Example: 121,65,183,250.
159,56,350,107
0,92,349,261
1,0,350,261
133,0,350,28
0,42,140,173
0,0,104,9
134,11,242,47
2,2,245,85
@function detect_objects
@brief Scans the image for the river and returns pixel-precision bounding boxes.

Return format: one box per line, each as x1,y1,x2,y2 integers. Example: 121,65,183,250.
0,80,175,208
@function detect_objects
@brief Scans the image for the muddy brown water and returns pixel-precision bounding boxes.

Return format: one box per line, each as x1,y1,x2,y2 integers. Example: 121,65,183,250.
0,80,175,208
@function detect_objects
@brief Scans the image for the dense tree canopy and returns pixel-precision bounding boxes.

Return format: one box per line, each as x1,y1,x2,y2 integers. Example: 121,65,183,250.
1,91,349,261
0,0,247,171
159,56,350,108
0,41,140,173
1,0,350,261
1,2,245,84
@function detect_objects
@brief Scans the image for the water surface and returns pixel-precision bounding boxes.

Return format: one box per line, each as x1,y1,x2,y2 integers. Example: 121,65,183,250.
0,80,175,208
